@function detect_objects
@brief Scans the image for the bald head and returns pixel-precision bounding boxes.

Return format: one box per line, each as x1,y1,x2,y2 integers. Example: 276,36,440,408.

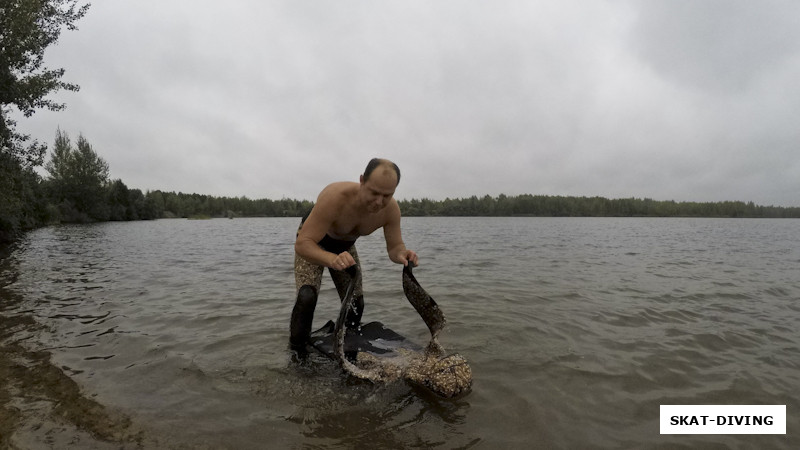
363,158,401,186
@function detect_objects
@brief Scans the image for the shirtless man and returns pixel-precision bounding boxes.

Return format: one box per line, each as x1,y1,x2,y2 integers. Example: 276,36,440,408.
290,158,418,351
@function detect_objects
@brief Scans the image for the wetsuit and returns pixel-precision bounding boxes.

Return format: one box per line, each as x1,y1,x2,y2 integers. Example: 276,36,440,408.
290,215,364,351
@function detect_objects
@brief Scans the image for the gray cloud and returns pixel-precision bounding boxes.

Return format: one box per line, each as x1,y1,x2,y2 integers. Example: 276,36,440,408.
17,0,800,206
629,0,800,93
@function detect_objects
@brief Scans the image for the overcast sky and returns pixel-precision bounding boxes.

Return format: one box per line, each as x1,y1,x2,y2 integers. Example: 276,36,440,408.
17,0,800,206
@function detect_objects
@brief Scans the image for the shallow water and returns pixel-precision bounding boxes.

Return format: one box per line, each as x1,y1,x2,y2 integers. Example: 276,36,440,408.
1,217,798,448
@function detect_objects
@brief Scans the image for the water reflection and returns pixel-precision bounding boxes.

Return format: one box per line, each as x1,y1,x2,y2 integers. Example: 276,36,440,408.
275,343,474,447
290,380,475,448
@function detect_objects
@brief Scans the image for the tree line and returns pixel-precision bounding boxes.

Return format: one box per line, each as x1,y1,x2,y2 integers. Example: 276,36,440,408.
397,195,800,218
3,126,800,245
1,129,317,243
5,124,800,243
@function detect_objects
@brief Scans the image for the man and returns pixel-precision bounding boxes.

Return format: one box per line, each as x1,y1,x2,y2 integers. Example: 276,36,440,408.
290,158,418,352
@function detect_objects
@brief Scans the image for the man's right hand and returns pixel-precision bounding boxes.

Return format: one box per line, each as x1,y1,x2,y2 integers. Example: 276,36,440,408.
329,251,356,271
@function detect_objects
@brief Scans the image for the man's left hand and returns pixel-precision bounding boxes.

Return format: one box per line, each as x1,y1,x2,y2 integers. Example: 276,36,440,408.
398,249,418,267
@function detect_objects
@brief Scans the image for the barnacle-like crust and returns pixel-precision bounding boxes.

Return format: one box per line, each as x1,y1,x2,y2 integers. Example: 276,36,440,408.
404,353,472,398
350,349,472,398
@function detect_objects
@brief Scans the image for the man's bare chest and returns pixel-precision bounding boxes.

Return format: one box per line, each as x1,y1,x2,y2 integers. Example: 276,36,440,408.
329,215,383,240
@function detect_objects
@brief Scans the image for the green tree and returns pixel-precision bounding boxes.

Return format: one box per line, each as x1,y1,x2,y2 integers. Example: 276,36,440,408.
144,190,166,218
1,0,89,241
44,129,109,222
0,151,52,242
1,0,90,166
106,178,130,220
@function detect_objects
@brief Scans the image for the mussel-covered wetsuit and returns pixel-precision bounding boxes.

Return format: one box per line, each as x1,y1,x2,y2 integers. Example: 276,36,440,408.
290,215,364,351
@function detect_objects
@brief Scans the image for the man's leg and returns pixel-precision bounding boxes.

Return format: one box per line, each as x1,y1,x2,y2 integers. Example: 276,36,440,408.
289,285,317,351
291,252,323,351
329,246,364,329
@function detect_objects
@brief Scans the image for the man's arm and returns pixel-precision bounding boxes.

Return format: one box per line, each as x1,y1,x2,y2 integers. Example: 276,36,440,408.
295,188,356,269
383,200,418,266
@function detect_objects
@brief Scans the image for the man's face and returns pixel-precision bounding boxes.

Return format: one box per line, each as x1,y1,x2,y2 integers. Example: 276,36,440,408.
360,170,397,213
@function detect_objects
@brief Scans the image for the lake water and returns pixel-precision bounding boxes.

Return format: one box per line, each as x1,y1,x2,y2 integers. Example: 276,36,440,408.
1,217,798,448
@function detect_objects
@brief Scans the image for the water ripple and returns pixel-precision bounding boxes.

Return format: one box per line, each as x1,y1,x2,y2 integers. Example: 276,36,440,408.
2,217,799,448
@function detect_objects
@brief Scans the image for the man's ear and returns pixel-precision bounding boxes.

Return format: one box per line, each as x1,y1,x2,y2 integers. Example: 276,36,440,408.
359,174,365,185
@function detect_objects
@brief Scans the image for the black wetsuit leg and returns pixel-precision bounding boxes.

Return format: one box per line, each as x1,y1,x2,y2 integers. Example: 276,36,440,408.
290,285,318,353
291,215,364,351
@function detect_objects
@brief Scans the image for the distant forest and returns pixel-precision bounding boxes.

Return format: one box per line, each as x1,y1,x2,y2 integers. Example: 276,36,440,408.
4,129,800,245
138,192,800,220
3,129,800,245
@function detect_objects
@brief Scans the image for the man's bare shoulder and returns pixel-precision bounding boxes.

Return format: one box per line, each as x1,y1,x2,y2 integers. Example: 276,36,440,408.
316,182,358,208
319,181,358,194
384,198,402,223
